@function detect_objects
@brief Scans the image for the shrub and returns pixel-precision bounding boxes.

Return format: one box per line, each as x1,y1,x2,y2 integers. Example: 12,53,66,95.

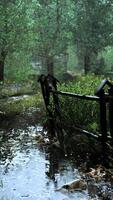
55,75,105,134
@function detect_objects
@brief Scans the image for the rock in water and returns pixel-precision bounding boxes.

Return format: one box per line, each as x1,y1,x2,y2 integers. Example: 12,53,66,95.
56,179,87,191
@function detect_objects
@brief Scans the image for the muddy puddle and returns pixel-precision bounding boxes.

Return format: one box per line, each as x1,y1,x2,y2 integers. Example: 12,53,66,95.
0,125,89,200
0,125,113,200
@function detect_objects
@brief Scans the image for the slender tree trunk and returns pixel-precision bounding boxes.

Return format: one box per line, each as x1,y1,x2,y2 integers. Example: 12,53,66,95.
84,53,90,75
0,51,6,82
0,60,4,81
63,52,68,73
41,57,47,75
76,43,84,71
47,56,54,76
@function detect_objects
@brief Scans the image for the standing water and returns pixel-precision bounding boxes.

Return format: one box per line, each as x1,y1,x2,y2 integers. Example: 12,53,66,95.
0,125,90,200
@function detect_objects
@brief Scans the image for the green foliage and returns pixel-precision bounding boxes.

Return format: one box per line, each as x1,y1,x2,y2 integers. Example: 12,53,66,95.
101,47,113,71
0,0,37,81
57,75,104,133
0,0,113,81
73,0,113,73
58,75,103,95
0,0,34,53
0,94,42,115
67,45,78,70
0,83,34,97
32,0,75,74
5,51,37,83
33,0,74,55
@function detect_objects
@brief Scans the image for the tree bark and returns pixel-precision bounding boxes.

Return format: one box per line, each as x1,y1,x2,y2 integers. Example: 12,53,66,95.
63,53,68,73
0,51,6,82
41,57,47,75
84,53,90,75
47,56,54,76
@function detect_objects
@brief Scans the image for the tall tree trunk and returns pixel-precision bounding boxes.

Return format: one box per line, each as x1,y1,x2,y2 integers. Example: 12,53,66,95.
84,53,90,75
41,57,47,75
76,43,84,71
63,52,68,73
0,60,4,82
47,56,54,76
0,51,6,82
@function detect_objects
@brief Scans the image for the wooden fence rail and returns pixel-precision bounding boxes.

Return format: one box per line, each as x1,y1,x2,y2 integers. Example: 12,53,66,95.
38,74,113,153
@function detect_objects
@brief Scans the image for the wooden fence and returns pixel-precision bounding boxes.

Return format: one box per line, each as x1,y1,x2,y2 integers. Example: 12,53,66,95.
38,74,113,153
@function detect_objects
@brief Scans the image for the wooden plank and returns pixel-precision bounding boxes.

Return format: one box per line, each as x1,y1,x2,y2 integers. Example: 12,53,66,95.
51,91,100,101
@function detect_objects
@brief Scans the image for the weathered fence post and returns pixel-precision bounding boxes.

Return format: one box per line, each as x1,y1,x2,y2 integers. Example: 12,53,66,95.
38,74,50,107
95,80,108,165
108,87,113,144
39,75,113,161
52,91,64,149
99,89,107,147
47,74,64,148
38,74,56,139
38,74,65,148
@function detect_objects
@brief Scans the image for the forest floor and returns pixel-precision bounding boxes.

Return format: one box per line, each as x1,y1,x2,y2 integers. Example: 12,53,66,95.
0,85,113,199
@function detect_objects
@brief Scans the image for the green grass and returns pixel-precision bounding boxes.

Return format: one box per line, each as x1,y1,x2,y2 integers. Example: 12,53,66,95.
0,93,43,115
58,74,105,95
54,75,109,133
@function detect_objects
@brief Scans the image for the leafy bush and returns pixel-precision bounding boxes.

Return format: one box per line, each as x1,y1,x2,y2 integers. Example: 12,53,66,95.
5,51,38,83
58,75,103,95
56,75,105,134
0,94,42,115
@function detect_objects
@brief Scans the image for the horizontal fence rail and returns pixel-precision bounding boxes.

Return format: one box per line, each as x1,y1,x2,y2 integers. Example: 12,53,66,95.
51,90,100,101
38,74,113,157
51,90,101,143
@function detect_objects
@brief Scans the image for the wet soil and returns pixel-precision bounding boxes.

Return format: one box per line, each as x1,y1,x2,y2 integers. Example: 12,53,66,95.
0,125,89,200
0,97,113,200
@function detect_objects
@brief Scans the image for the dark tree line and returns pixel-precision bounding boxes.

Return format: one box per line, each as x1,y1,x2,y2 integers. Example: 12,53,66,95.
0,0,113,81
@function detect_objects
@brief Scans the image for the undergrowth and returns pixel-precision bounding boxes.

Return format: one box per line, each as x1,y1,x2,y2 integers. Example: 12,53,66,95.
56,75,111,133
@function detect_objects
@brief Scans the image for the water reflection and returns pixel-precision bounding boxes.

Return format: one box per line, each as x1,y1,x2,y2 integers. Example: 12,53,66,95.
0,126,91,200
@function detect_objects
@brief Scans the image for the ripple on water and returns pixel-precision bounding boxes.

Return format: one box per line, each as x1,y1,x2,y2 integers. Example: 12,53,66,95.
0,126,89,200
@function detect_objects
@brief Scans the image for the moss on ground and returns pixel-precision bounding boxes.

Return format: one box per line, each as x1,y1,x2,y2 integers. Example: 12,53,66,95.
0,93,43,115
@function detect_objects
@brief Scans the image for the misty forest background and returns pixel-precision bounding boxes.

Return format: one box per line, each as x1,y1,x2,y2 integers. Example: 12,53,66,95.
0,0,113,83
